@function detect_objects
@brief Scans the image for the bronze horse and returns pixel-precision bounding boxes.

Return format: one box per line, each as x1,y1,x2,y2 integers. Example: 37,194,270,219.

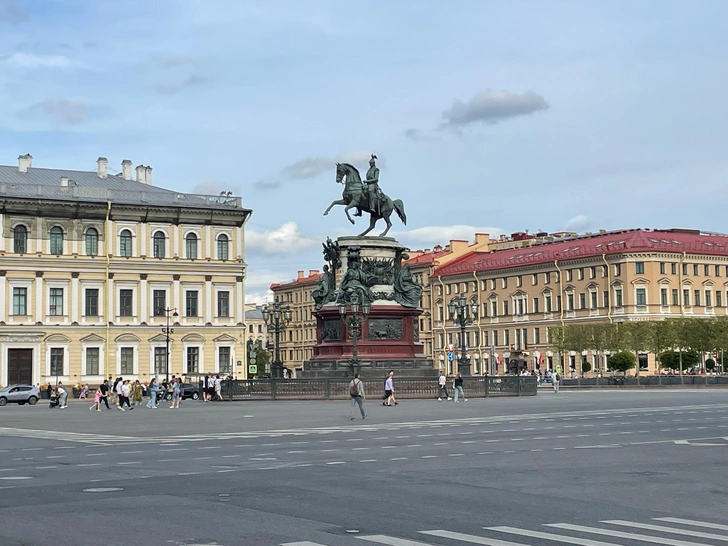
323,162,406,237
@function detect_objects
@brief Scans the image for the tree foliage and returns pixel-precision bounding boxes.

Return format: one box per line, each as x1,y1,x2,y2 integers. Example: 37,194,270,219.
658,350,699,371
608,351,636,374
581,361,592,373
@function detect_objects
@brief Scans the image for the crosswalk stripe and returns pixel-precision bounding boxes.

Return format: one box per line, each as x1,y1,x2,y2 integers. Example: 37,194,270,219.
357,535,438,546
421,530,535,546
281,542,329,546
602,520,728,541
484,526,625,546
655,518,728,532
547,523,715,546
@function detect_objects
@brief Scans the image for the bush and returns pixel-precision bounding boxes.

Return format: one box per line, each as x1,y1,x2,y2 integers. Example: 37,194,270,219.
705,358,716,371
608,351,636,375
581,361,592,374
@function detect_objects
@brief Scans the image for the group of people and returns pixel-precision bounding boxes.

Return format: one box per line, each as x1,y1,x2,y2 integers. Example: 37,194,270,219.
437,371,467,402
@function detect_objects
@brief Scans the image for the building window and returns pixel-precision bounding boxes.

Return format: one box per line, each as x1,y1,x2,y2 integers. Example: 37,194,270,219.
717,291,723,307
153,231,166,258
120,347,134,375
517,299,524,315
217,234,229,260
672,289,679,305
12,287,27,315
534,328,540,345
153,290,166,317
217,291,230,317
717,266,722,278
119,229,132,257
533,297,539,313
545,294,552,313
579,293,586,309
566,270,573,282
49,288,63,316
614,264,622,276
516,275,522,287
503,301,509,316
492,330,498,346
532,274,538,286
704,264,710,276
706,290,713,307
556,295,562,311
590,292,598,309
693,264,699,276
590,267,596,279
660,263,666,275
615,288,623,307
661,288,668,306
490,301,497,317
545,272,551,284
578,268,584,281
119,289,133,317
683,263,688,275
85,228,98,256
671,263,677,275
501,278,508,289
187,347,200,373
634,262,644,274
50,347,64,376
185,233,198,259
636,288,646,306
219,347,231,374
49,226,63,255
567,293,574,311
85,347,100,375
85,288,99,316
683,289,690,306
603,290,609,307
13,225,28,253
694,289,701,306
154,347,167,375
186,290,199,317
504,329,510,347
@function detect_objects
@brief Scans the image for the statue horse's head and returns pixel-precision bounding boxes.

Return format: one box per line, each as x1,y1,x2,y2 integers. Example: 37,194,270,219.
335,162,361,186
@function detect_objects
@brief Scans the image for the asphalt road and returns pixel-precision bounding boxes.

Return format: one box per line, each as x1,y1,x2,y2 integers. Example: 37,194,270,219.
1,390,727,546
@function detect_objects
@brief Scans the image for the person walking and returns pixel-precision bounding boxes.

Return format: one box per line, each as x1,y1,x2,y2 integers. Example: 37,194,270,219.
383,370,397,406
552,370,560,393
146,378,159,408
57,383,68,409
349,373,366,420
453,372,467,402
132,380,143,407
203,375,210,402
214,375,223,401
170,378,181,409
98,380,111,410
119,380,132,410
438,371,451,401
89,386,101,411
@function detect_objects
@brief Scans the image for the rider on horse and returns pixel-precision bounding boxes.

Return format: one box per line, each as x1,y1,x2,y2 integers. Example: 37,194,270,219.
354,154,382,216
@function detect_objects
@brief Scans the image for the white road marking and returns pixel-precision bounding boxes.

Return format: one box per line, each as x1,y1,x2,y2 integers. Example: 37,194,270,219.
358,535,440,545
548,522,713,546
603,519,728,541
655,517,728,531
423,530,538,545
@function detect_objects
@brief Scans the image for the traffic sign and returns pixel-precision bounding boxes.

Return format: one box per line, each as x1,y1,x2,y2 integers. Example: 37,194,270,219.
248,364,257,375
447,352,454,361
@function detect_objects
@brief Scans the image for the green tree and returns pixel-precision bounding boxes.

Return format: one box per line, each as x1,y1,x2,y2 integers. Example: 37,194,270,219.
548,326,568,371
581,361,592,374
604,322,631,353
649,320,676,370
608,351,636,375
658,350,699,372
705,358,716,371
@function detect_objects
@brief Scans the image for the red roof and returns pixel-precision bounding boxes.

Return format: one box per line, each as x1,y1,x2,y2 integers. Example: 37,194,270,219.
434,229,728,277
406,248,451,266
270,273,322,291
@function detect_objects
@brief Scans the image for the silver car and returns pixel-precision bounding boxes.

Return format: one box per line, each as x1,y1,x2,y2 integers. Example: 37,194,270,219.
0,384,40,406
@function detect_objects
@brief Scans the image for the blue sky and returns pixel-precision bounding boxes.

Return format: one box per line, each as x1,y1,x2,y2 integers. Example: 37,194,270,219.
1,0,727,301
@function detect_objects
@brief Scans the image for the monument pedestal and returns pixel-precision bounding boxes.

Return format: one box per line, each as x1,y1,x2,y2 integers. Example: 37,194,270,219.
301,236,435,379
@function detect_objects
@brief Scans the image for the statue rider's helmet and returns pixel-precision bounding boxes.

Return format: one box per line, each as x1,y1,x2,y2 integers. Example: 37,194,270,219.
369,154,377,166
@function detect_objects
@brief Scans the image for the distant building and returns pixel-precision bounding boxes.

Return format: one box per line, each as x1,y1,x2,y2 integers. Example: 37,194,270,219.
0,154,251,387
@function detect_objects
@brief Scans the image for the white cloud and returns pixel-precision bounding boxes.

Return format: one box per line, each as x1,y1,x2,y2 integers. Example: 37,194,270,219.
245,290,273,304
440,89,549,129
255,151,382,189
246,221,317,254
2,52,74,68
565,215,591,231
395,225,505,245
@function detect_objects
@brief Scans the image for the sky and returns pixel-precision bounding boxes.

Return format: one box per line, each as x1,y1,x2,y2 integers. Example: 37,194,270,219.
1,0,727,302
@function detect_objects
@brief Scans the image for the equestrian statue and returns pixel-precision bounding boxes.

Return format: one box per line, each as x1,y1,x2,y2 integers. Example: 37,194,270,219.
323,154,406,237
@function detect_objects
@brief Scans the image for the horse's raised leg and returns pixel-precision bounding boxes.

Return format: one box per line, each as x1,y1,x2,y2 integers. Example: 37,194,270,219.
379,213,393,237
323,199,346,216
344,204,357,225
359,214,377,236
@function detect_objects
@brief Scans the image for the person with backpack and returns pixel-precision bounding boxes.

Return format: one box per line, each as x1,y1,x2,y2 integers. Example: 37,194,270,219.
438,371,451,401
453,372,467,402
349,373,366,420
552,369,560,393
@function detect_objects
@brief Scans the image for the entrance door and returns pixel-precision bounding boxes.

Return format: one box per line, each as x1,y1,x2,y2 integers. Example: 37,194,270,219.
7,349,33,385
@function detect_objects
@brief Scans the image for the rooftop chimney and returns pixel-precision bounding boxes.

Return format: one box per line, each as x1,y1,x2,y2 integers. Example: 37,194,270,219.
135,165,146,184
121,160,132,180
145,166,152,185
308,269,319,277
60,176,69,187
297,270,304,279
97,157,108,179
18,154,32,173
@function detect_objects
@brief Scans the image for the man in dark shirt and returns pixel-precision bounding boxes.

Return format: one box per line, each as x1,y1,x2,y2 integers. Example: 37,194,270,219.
98,380,110,410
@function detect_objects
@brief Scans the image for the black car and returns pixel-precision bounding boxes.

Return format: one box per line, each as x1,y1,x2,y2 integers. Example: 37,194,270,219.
159,382,201,401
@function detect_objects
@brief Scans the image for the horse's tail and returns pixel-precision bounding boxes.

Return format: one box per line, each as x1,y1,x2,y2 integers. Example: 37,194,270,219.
393,199,406,225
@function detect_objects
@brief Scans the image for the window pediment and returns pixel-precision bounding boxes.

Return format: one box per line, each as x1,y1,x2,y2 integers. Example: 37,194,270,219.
45,334,70,343
630,277,650,285
182,333,206,343
148,334,169,343
657,277,671,285
213,333,237,343
80,333,105,344
702,279,715,287
115,333,140,343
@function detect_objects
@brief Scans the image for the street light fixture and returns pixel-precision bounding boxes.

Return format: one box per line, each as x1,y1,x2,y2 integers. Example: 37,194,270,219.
162,307,178,384
338,293,371,376
448,295,478,376
262,301,292,378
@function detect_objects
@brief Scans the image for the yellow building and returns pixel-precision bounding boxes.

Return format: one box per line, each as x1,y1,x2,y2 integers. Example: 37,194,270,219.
0,154,251,387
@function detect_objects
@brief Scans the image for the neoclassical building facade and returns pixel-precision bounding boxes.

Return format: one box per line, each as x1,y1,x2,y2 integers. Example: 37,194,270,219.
0,155,251,387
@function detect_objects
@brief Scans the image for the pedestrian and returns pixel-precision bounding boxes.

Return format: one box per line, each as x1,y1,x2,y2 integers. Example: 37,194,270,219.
147,378,159,408
89,387,101,411
349,373,366,420
170,378,181,409
114,377,123,407
57,383,68,409
46,383,53,400
553,370,560,393
438,371,451,401
119,380,132,410
383,370,397,406
78,384,88,399
98,380,110,410
453,372,467,402
132,380,143,406
203,375,210,402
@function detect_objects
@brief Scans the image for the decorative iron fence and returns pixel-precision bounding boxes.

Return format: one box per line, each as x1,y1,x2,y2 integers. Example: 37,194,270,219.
560,375,728,388
221,376,537,401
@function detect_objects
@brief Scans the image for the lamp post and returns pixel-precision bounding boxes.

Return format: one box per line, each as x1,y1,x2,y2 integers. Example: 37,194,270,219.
448,295,478,376
338,293,371,376
162,307,178,384
262,302,291,379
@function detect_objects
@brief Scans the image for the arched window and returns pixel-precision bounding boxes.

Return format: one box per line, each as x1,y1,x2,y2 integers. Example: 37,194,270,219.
50,226,64,255
119,229,132,257
153,231,166,258
217,234,229,260
13,225,27,253
185,232,198,259
85,228,98,256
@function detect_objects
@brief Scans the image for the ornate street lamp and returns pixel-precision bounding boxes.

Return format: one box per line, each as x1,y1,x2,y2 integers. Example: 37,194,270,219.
162,307,178,384
338,293,371,376
262,302,292,379
448,295,478,376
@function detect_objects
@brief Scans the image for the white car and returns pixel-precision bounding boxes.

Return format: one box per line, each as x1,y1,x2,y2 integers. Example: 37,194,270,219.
0,384,40,406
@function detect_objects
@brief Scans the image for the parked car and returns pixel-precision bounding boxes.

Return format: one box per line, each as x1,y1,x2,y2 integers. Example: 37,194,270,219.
0,384,40,406
159,382,201,401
